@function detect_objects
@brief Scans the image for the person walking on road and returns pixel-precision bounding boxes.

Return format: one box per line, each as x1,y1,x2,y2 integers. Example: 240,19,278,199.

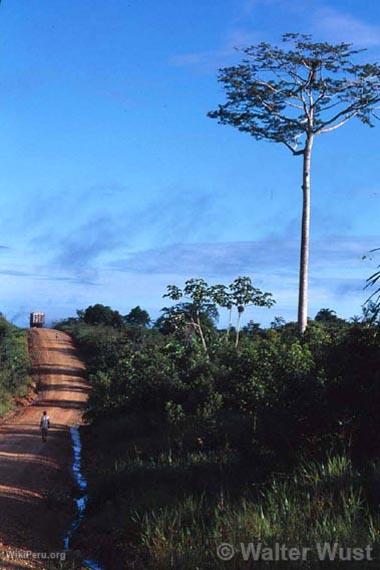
40,411,50,442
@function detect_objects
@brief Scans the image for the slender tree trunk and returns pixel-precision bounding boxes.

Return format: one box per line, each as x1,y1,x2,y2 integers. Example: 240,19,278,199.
196,313,208,355
297,136,314,334
226,307,232,341
235,309,243,348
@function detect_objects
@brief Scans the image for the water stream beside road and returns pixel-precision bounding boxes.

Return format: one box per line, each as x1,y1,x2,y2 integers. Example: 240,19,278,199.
63,426,104,570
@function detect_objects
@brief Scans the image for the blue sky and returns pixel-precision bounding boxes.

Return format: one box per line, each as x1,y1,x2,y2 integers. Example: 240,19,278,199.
0,0,379,327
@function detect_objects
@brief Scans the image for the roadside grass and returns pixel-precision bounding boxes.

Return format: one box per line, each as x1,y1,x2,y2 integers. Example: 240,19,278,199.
83,420,380,568
128,456,380,568
0,316,31,417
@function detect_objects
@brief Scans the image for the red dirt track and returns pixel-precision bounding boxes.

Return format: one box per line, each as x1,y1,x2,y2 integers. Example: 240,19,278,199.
0,329,90,569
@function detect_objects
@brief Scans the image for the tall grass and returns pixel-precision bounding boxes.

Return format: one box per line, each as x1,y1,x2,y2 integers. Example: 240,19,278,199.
126,455,380,569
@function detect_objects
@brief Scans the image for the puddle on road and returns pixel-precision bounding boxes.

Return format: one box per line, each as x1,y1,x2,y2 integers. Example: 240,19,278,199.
63,426,104,570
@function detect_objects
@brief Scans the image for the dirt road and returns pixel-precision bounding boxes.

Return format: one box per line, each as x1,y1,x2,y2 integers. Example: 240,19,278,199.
0,329,90,569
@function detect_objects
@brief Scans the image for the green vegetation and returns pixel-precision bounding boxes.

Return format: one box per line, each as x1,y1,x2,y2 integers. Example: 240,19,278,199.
56,282,380,568
0,315,31,416
130,455,380,569
366,248,380,314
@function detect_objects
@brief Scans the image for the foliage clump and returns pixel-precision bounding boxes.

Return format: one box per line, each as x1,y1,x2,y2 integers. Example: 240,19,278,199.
0,316,31,416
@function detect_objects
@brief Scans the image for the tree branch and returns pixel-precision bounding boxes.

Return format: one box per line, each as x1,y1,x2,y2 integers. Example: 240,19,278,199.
280,140,304,155
318,112,358,133
255,80,304,110
314,101,360,134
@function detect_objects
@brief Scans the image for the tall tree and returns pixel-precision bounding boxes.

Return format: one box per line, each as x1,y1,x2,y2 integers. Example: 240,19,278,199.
209,33,380,333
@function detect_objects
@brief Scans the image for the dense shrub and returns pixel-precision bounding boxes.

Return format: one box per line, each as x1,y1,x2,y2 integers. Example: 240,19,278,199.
0,316,31,416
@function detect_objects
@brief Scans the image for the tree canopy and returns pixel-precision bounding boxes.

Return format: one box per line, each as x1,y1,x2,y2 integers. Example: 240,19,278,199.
208,33,380,155
209,33,380,333
81,304,124,328
124,306,151,327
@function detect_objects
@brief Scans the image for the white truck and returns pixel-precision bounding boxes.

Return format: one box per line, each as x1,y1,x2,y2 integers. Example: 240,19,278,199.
30,311,45,328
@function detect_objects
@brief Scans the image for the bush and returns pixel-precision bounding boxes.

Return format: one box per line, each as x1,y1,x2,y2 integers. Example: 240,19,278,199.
0,316,31,416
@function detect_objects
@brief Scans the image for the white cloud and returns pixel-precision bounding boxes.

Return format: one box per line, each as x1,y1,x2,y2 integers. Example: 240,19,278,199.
171,3,380,71
314,7,380,47
170,28,261,70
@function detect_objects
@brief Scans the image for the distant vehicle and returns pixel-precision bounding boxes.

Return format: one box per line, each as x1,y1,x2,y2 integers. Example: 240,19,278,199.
30,312,45,328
